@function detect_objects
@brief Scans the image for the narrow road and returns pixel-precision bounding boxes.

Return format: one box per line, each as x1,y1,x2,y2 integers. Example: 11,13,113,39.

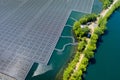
69,54,84,80
100,0,118,17
74,54,85,71
69,0,119,79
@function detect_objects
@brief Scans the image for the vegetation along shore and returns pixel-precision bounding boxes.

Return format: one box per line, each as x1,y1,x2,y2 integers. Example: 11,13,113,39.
63,0,120,80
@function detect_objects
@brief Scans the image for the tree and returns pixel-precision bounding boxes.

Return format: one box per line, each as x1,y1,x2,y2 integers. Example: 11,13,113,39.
90,33,99,44
81,27,90,37
80,64,87,72
72,70,82,80
81,57,89,65
84,49,94,59
78,43,84,52
91,33,98,40
88,43,96,51
79,17,87,24
78,40,86,52
94,27,103,36
74,29,80,36
90,38,97,44
98,18,107,32
79,13,97,24
73,21,80,31
100,0,113,9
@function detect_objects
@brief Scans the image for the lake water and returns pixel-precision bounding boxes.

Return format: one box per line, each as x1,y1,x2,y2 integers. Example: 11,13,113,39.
85,9,120,80
26,11,82,80
26,0,102,79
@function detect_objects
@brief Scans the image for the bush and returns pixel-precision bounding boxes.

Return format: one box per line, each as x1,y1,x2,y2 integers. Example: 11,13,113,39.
63,51,81,80
100,0,113,9
84,49,94,59
94,27,104,36
63,1,120,80
79,13,97,24
78,40,86,52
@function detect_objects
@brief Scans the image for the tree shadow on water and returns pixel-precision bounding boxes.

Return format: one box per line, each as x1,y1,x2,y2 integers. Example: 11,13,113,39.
89,58,96,65
95,30,109,53
80,58,96,80
97,30,109,44
96,36,103,48
104,30,109,36
82,73,87,80
82,31,109,80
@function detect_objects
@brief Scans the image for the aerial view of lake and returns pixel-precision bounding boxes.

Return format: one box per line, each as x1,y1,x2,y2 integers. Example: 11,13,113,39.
85,9,120,80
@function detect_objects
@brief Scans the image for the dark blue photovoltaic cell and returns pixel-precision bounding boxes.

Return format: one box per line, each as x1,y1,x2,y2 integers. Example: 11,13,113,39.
0,0,94,80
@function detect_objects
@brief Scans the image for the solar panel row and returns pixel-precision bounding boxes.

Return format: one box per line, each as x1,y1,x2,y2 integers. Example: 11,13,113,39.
0,0,94,80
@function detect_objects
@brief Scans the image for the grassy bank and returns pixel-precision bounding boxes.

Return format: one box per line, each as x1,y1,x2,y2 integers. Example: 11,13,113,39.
98,0,120,35
55,46,77,80
62,0,120,80
63,14,97,80
100,0,113,9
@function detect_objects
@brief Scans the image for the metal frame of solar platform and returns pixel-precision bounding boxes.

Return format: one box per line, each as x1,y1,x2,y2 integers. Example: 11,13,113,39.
0,0,94,80
0,72,16,80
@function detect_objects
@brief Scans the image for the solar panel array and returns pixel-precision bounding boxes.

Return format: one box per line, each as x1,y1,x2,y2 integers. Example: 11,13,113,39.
0,0,94,80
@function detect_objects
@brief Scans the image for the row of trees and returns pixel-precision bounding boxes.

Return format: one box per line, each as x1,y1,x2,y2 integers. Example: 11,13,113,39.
70,57,89,80
85,0,120,60
84,0,120,70
63,14,97,80
99,0,120,22
84,0,120,59
63,1,120,80
73,21,90,40
84,33,99,59
79,13,97,24
65,39,89,80
78,38,86,52
63,37,88,80
73,14,97,40
98,0,120,35
63,51,82,80
100,0,113,9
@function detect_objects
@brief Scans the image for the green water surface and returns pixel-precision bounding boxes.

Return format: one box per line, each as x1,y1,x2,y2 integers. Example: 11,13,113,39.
26,0,102,79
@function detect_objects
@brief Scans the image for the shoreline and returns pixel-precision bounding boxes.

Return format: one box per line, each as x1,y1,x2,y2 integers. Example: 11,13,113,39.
63,0,120,80
75,0,120,79
55,45,77,80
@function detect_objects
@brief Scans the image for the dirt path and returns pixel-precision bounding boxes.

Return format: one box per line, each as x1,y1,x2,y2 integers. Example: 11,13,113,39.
88,22,97,33
74,54,85,71
69,54,84,80
74,0,118,72
100,0,118,17
68,0,119,79
88,0,119,34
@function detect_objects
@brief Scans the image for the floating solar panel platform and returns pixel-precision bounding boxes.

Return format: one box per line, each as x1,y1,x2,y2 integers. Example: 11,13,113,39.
0,72,16,80
0,0,94,80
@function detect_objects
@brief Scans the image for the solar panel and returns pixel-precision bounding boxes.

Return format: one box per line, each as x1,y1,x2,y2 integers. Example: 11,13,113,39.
0,0,94,80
